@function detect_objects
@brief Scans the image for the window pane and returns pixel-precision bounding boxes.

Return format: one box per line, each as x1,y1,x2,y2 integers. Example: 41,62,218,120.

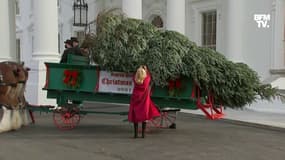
76,31,85,45
151,16,164,28
15,0,20,15
16,39,20,62
58,34,60,53
202,11,217,50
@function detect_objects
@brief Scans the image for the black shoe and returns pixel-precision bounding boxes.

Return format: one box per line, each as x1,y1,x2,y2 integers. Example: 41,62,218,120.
142,122,146,138
134,123,138,138
169,123,176,129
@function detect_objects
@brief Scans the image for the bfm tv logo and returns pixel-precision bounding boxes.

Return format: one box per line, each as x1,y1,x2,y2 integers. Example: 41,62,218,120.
254,14,270,28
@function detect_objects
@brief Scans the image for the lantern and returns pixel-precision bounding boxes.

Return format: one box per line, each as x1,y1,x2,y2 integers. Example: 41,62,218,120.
73,0,88,26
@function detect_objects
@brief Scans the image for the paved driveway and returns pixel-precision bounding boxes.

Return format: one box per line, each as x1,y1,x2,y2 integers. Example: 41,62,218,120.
0,103,285,160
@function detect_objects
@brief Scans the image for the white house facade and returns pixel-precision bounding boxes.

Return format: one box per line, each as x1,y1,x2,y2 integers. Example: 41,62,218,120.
1,0,285,107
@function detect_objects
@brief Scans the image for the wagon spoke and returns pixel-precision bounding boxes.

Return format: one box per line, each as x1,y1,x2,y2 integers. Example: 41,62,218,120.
53,107,80,130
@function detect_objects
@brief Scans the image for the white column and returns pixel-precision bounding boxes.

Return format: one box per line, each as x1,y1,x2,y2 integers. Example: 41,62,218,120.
122,0,142,19
225,0,244,62
0,0,17,61
21,1,33,63
33,0,59,59
26,0,59,105
271,0,285,69
166,0,185,35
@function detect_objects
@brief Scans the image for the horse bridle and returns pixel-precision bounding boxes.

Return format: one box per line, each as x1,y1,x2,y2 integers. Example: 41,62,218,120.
18,80,26,84
0,72,26,87
0,75,18,87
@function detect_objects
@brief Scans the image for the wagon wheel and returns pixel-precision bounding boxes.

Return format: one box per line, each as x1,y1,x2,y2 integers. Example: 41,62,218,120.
149,108,180,129
53,107,80,130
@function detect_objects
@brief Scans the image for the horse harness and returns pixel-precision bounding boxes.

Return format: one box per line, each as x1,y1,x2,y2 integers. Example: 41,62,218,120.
0,71,24,87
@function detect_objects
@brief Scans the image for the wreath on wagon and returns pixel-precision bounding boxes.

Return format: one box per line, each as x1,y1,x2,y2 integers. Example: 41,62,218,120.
63,69,81,88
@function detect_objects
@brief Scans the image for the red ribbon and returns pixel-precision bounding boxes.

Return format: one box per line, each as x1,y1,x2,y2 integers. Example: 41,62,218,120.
168,80,175,90
168,78,181,90
175,79,182,89
63,70,80,87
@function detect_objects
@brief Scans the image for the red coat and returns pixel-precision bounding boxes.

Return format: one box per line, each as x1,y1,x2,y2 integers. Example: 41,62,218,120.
128,71,160,123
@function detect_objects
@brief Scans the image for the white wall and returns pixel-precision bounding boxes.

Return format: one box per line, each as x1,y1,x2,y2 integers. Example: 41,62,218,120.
186,0,275,81
102,0,122,11
58,0,73,54
18,0,33,64
240,0,273,80
88,0,99,22
271,0,285,71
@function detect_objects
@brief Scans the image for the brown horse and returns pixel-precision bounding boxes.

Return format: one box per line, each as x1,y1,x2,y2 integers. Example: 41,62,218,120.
5,62,30,127
0,62,19,132
0,61,30,132
5,62,30,107
0,62,19,108
12,62,30,126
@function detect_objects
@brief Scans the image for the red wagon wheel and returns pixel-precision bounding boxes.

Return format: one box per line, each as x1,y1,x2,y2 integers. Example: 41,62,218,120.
53,107,80,130
149,108,180,129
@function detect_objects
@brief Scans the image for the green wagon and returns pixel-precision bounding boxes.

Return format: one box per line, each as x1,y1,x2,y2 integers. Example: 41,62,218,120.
29,55,224,130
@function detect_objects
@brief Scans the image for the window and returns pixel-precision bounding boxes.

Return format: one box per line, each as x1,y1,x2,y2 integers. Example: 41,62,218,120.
15,0,20,15
151,16,163,28
202,11,216,50
16,39,21,62
75,31,85,44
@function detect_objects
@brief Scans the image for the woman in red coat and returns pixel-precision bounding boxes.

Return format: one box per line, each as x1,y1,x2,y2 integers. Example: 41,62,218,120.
128,65,160,138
